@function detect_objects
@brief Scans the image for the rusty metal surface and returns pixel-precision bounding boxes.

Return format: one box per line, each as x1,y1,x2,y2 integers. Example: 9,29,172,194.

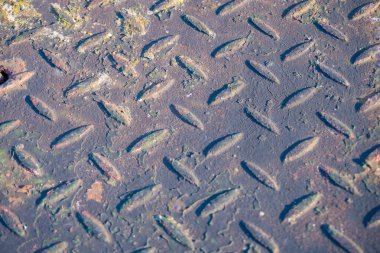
0,0,379,252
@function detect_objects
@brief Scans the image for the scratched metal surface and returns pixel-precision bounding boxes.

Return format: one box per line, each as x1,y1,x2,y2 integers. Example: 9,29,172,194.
0,0,379,252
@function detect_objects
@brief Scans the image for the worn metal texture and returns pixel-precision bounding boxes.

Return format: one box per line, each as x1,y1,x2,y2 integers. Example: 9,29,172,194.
0,0,379,252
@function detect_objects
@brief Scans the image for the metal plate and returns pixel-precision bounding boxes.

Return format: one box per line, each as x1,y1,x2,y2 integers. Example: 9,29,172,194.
0,0,379,252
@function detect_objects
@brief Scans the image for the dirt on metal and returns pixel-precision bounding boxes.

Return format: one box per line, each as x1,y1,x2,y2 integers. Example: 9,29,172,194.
0,0,379,252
